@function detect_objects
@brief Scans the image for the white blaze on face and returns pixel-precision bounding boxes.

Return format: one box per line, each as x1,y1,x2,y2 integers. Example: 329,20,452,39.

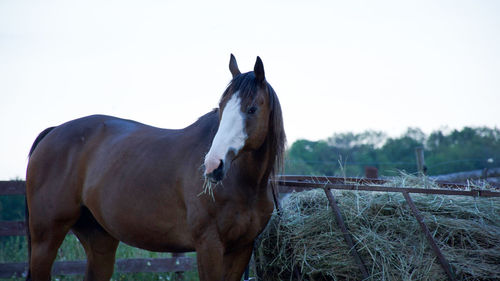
204,93,247,175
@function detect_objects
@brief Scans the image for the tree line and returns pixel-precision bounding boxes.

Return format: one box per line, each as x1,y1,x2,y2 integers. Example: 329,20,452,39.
285,127,500,177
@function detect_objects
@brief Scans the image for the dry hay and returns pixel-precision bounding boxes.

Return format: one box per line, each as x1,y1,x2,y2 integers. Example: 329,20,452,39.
255,176,500,280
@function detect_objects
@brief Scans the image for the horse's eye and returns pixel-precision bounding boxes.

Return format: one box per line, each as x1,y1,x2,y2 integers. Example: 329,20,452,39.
247,106,257,115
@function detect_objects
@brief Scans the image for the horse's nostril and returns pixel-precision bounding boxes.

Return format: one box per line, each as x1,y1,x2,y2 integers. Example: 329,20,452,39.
216,160,224,171
211,160,224,182
205,159,225,182
205,157,222,175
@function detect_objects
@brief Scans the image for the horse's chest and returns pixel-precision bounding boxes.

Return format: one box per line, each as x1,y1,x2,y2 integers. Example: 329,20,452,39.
219,205,272,246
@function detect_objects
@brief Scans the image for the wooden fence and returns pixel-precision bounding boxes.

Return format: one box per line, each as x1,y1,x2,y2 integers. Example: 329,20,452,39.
1,177,499,280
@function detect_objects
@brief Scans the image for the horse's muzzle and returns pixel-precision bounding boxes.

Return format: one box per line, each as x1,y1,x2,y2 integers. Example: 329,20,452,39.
205,160,224,183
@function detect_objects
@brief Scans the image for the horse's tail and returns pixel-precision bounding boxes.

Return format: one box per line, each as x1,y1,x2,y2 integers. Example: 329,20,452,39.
25,197,31,281
28,126,55,158
26,126,55,280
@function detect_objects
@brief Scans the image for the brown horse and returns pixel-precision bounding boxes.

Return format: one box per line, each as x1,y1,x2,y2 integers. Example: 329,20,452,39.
25,54,285,281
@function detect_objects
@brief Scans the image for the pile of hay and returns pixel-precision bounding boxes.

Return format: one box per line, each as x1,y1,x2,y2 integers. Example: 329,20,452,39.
255,178,500,280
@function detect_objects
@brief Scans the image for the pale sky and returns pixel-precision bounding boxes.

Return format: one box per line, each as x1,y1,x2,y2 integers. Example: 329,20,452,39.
1,0,499,180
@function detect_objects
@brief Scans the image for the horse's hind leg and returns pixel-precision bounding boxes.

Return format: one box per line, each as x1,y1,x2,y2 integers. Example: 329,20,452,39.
72,207,119,281
29,213,77,280
73,229,119,281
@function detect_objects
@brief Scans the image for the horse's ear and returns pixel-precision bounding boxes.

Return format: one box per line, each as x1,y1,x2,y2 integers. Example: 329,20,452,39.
229,54,241,78
254,56,265,83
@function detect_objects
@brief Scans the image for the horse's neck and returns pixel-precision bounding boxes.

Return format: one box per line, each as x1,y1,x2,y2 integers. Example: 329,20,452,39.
184,109,219,147
233,137,275,194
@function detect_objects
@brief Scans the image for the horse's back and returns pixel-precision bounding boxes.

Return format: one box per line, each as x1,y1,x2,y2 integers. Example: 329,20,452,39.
26,115,159,207
28,115,134,180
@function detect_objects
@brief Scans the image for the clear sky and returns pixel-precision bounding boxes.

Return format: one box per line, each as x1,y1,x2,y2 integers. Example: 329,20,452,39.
1,0,499,180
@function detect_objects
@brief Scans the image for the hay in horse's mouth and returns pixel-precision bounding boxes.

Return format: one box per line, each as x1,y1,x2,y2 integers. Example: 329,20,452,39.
200,176,219,200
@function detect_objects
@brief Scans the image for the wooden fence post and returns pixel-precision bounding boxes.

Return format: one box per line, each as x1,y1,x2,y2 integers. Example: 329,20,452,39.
415,147,426,176
171,253,185,280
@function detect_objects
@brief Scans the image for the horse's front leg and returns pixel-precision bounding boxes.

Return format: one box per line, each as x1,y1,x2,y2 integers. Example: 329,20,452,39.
223,244,254,281
195,237,224,281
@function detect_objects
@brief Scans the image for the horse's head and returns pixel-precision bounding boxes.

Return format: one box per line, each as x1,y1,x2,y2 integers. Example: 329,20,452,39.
204,54,284,183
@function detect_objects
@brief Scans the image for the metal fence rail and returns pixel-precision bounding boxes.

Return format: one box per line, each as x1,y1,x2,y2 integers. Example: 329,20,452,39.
277,175,500,197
